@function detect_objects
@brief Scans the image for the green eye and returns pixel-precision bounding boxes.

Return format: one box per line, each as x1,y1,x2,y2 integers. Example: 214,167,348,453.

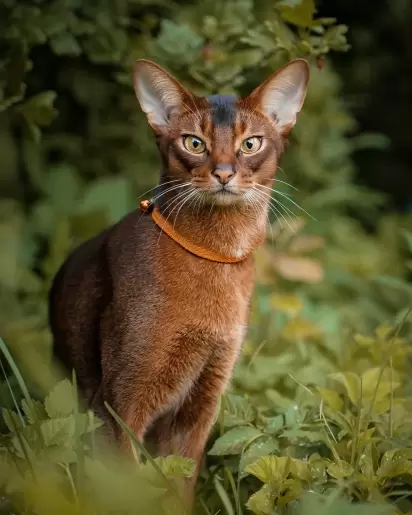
240,136,262,154
183,135,206,154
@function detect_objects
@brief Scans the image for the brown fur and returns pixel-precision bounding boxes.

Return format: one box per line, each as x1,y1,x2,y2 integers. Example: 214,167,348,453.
49,58,309,509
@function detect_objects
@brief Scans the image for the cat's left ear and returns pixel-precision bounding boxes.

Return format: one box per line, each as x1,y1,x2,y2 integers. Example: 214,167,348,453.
133,60,191,132
249,59,310,136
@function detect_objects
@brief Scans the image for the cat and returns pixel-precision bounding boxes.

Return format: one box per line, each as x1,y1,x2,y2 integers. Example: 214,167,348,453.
49,57,309,509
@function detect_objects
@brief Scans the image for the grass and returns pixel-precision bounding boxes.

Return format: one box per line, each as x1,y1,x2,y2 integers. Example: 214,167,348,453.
1,306,412,515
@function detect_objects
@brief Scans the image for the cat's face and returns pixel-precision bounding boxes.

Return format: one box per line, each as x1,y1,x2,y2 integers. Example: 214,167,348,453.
133,60,309,207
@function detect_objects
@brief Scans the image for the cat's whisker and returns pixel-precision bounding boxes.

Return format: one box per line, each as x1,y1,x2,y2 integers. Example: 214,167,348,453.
159,187,194,215
251,186,295,232
276,165,288,177
253,188,291,232
155,189,197,245
246,190,276,252
149,183,192,208
256,183,316,221
137,179,182,202
259,181,299,193
263,194,299,233
254,187,300,234
135,182,191,230
170,189,199,234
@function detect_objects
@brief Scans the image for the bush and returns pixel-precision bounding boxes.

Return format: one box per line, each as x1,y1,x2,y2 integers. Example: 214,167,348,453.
1,0,412,514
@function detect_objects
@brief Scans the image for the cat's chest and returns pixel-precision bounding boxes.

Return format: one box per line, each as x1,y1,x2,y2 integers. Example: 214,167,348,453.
160,254,254,340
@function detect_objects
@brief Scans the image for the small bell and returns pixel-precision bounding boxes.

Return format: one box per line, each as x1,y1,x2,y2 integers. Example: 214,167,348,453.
140,199,150,212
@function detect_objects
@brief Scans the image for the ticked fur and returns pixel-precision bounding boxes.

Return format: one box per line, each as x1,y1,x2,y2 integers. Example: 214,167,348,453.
49,58,309,511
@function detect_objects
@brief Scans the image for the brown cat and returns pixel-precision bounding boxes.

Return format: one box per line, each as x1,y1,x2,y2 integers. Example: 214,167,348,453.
49,58,309,507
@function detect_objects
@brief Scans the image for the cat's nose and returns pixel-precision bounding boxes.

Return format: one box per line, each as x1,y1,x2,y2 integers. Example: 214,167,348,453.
212,164,235,184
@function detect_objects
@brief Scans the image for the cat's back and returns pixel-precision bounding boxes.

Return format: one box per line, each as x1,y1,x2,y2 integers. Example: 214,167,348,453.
49,208,155,384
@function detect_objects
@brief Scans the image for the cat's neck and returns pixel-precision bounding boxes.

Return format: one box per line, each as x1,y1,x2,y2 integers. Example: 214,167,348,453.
155,186,268,260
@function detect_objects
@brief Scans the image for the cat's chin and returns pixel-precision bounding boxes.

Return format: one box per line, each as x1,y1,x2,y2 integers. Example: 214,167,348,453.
203,190,245,206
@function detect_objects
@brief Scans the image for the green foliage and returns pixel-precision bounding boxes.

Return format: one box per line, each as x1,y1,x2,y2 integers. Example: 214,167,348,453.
0,0,412,514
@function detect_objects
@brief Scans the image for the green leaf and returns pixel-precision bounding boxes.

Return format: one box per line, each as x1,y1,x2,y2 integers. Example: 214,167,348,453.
50,32,82,56
317,387,343,411
78,176,133,224
208,426,262,456
245,456,290,484
2,408,23,433
21,399,47,424
402,230,412,253
43,164,83,214
153,455,196,479
297,493,396,515
329,372,361,405
245,484,273,515
278,0,316,28
239,437,279,476
221,393,256,428
44,380,76,418
326,460,354,479
40,417,75,446
373,275,412,297
17,91,57,127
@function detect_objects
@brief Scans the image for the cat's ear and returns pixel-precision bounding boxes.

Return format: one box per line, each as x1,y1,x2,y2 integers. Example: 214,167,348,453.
249,59,309,136
133,60,190,131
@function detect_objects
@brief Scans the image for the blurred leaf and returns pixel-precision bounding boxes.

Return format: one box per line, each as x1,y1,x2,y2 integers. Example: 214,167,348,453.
278,0,316,28
270,293,303,316
272,254,325,283
44,380,76,419
79,176,133,224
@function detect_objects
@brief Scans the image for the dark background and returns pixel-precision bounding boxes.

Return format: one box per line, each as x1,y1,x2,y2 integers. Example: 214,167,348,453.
319,0,412,212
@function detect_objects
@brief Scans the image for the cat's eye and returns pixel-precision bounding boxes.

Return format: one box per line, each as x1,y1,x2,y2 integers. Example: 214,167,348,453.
183,135,206,154
240,136,262,154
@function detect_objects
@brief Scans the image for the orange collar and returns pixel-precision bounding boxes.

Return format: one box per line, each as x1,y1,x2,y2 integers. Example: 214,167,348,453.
140,200,250,263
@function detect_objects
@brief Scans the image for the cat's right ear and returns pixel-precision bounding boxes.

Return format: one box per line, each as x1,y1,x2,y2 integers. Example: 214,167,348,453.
133,60,189,132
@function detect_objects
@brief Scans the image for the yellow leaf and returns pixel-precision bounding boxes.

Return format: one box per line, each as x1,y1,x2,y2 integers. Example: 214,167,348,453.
289,235,325,254
327,460,354,479
255,247,277,285
330,372,361,406
317,387,343,411
375,324,394,340
282,319,323,341
272,253,324,284
245,456,290,484
361,368,401,404
353,334,376,346
270,293,303,316
289,459,311,481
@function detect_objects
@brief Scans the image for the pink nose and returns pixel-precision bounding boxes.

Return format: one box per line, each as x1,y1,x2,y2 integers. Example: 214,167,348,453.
212,166,235,184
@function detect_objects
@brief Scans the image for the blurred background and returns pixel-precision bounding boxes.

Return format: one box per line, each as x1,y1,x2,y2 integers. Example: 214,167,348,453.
1,1,412,514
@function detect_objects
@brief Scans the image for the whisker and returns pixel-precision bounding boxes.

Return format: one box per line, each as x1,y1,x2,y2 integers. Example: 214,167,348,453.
137,179,182,201
148,183,191,208
256,183,316,222
273,190,316,221
156,189,197,245
259,181,299,193
252,187,293,232
172,190,199,232
246,190,276,252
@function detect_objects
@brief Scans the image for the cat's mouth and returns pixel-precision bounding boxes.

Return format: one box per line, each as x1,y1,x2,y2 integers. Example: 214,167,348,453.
206,185,244,205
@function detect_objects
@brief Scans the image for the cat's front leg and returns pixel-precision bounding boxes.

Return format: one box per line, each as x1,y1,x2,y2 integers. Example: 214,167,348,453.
103,331,210,454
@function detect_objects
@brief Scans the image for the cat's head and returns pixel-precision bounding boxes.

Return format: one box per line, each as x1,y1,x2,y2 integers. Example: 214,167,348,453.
133,59,309,207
